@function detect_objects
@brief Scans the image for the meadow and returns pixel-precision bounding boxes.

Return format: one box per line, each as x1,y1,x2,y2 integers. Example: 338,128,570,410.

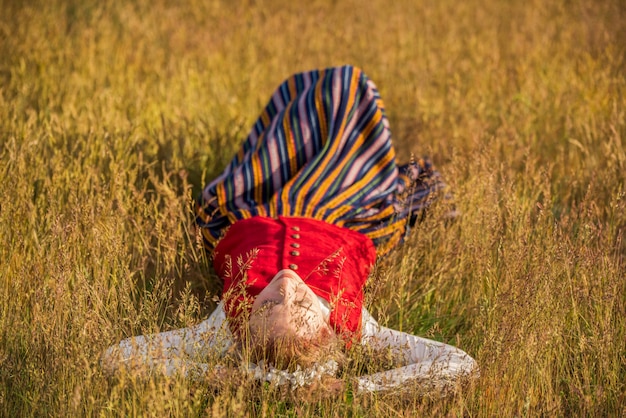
1,0,625,415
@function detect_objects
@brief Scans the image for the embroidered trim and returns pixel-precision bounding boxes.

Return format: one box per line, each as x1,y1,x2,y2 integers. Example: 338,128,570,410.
248,359,339,389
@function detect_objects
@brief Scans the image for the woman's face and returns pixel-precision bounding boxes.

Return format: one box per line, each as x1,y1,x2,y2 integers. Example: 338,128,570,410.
248,269,329,340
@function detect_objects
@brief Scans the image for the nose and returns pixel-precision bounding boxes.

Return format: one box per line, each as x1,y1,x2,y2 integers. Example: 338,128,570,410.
276,276,296,299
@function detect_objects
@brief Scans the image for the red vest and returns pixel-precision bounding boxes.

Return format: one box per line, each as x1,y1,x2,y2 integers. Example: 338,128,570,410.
213,216,377,341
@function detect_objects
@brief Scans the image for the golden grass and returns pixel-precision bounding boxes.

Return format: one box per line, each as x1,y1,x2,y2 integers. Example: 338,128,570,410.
1,0,625,415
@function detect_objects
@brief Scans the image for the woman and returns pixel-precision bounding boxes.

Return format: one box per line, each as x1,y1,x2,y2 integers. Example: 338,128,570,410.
102,65,477,393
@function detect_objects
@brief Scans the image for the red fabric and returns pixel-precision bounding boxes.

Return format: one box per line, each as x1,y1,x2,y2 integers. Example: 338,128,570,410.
213,216,377,341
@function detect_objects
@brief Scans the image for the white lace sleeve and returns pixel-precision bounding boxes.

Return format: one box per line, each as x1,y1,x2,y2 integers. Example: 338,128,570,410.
101,302,234,378
357,308,478,393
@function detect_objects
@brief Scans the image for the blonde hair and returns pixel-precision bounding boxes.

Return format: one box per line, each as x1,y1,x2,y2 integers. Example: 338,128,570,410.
244,326,347,372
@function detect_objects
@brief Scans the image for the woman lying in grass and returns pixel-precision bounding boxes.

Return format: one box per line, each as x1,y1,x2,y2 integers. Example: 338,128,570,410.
102,65,477,393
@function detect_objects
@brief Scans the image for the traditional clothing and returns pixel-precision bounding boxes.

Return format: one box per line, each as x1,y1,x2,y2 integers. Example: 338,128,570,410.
101,66,477,392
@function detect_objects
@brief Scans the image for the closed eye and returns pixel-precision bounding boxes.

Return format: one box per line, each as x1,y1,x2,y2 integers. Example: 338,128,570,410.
259,299,279,309
294,294,315,309
252,299,279,316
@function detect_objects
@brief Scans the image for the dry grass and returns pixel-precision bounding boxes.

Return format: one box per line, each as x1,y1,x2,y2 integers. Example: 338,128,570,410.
1,0,625,415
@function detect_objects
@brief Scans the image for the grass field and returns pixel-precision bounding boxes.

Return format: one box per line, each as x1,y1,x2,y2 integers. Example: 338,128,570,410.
1,0,625,415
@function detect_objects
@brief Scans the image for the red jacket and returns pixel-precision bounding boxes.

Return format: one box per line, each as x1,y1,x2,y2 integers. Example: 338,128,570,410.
213,216,377,340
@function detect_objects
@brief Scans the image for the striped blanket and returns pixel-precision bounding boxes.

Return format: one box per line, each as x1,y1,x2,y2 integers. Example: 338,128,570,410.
195,65,443,257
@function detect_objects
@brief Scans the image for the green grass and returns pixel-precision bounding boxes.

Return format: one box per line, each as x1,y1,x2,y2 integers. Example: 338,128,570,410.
1,0,625,415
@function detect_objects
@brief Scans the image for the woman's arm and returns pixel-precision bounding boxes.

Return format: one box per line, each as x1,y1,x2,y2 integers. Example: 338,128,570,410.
101,302,234,378
358,309,478,393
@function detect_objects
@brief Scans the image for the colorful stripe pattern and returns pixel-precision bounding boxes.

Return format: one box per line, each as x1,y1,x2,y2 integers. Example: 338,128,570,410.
195,66,444,257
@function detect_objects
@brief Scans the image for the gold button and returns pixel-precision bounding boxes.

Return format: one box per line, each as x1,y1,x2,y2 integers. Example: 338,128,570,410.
291,226,301,231
291,234,300,239
290,243,300,248
290,251,300,256
289,264,298,270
